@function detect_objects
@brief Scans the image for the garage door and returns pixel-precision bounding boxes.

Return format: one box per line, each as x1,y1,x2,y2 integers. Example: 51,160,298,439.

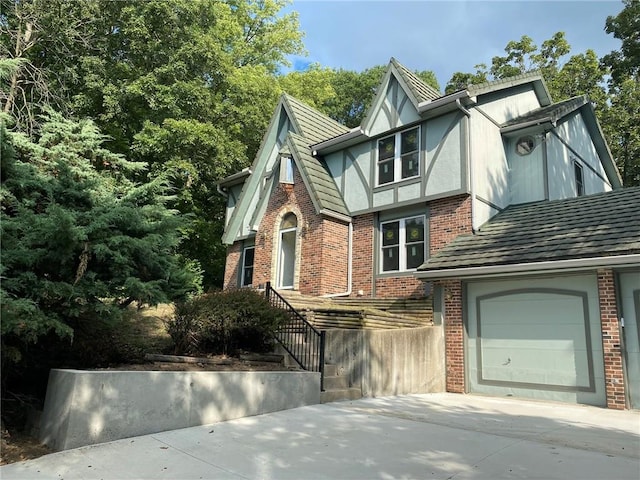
619,271,640,409
466,274,606,407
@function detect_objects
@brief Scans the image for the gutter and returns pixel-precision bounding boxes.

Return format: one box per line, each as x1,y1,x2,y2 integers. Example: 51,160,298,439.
322,222,353,298
415,254,640,280
501,118,554,134
417,89,469,112
312,127,364,156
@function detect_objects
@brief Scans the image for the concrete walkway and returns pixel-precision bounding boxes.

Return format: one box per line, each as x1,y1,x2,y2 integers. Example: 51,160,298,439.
2,393,639,479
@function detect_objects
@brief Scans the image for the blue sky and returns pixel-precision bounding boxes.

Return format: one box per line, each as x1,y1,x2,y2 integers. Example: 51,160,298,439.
283,0,624,90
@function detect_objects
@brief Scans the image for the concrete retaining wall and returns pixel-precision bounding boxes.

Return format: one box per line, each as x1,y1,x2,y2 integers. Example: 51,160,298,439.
39,370,320,451
324,326,445,397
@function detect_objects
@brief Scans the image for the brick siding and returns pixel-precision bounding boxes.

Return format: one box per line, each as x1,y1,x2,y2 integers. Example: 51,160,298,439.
438,279,465,393
597,269,626,409
429,194,472,256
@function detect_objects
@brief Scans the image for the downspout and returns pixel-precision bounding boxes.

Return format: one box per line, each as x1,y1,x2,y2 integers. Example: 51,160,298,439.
455,99,475,232
322,221,353,298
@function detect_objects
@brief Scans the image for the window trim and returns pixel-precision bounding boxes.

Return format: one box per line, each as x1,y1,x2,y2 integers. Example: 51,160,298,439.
279,156,294,184
241,246,255,287
376,126,420,186
379,214,426,274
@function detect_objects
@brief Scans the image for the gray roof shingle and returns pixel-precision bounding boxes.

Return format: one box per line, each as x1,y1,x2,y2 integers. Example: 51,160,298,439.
420,187,640,272
391,58,441,104
287,132,349,217
284,94,350,145
502,95,588,128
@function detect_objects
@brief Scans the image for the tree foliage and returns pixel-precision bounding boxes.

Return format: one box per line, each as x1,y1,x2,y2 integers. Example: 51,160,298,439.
280,64,440,128
0,111,201,366
601,0,640,186
602,0,640,83
444,32,606,105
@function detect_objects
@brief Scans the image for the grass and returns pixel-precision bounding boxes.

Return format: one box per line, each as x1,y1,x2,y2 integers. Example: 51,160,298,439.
117,303,175,358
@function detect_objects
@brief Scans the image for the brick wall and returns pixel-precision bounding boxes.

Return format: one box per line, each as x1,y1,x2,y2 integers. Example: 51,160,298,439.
437,279,465,393
351,213,374,297
429,194,472,256
225,182,472,300
234,167,350,296
597,269,626,409
223,243,242,290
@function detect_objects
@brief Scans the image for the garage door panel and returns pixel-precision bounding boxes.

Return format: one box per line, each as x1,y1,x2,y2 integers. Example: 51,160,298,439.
619,272,640,409
466,275,605,406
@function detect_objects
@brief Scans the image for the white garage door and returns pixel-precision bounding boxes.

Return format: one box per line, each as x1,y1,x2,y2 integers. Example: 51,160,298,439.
619,271,640,409
466,274,606,407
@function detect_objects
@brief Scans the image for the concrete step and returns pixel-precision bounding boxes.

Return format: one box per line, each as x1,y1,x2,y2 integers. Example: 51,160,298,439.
320,387,362,404
323,374,349,390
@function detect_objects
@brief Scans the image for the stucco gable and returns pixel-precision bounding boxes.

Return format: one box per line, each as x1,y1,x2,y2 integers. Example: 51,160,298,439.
221,95,349,244
361,58,442,136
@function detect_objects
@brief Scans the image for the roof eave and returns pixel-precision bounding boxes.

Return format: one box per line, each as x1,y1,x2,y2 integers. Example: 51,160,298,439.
311,126,366,155
501,118,554,135
415,254,640,280
217,167,252,188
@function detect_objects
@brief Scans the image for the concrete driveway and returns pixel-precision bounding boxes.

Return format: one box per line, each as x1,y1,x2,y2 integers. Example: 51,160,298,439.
2,393,639,479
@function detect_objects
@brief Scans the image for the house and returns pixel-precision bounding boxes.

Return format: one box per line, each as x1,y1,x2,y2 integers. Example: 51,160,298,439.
218,58,639,409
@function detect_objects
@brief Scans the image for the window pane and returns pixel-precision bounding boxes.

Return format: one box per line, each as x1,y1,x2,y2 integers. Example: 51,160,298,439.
243,266,254,286
382,221,399,246
378,160,394,185
405,217,425,243
382,247,399,271
406,243,424,269
281,213,297,229
379,136,395,160
401,128,419,154
242,247,255,286
401,152,419,178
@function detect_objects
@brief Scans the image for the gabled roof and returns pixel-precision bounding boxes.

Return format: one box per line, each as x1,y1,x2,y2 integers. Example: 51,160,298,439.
284,94,349,144
466,71,552,106
500,94,622,188
313,68,554,155
221,94,350,244
502,95,588,131
417,187,640,278
286,132,349,219
390,57,441,104
361,58,442,134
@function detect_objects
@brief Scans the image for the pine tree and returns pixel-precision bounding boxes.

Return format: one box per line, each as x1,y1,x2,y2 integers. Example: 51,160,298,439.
0,110,201,365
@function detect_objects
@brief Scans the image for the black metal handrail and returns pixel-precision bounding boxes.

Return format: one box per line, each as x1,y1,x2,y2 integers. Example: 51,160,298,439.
265,282,325,391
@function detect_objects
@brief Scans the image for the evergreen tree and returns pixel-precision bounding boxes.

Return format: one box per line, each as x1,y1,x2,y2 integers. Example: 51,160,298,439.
0,110,201,367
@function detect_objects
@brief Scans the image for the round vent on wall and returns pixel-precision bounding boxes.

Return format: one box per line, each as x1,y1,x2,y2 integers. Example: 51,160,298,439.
515,136,535,156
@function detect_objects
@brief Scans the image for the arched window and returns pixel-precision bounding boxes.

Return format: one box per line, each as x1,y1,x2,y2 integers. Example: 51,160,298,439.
278,213,297,288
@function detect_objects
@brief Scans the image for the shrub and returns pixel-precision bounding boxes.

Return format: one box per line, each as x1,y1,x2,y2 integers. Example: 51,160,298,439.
167,289,288,356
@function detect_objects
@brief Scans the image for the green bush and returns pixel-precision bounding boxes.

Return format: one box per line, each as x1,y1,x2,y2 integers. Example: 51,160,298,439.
167,289,288,356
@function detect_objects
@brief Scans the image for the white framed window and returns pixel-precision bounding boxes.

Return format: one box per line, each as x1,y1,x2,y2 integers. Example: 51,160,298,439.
574,161,584,196
279,156,294,184
241,246,255,287
278,213,297,288
380,215,426,273
377,126,420,185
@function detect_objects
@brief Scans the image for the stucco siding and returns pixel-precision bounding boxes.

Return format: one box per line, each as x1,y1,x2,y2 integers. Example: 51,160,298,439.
547,114,612,200
470,110,509,228
424,112,464,197
475,85,541,124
